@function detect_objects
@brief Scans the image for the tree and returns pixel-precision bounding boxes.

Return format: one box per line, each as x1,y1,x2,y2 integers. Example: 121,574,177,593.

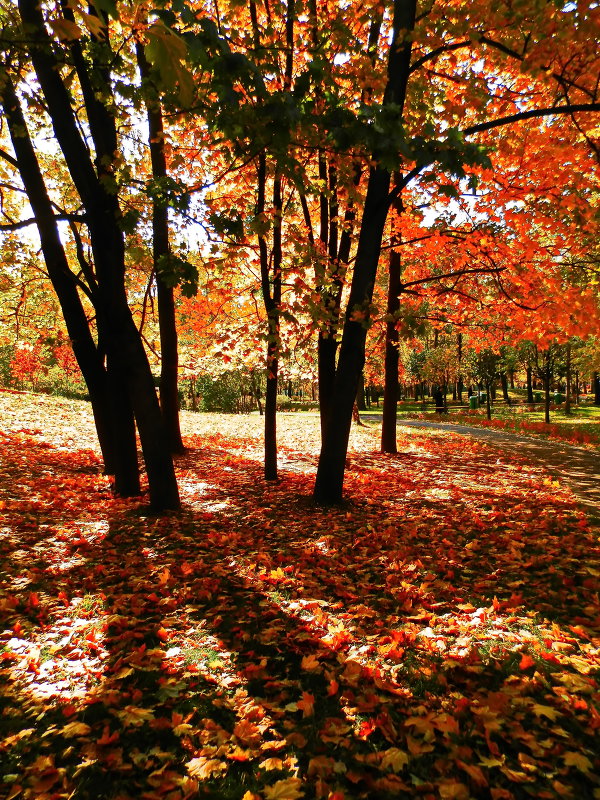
136,39,186,454
3,0,180,509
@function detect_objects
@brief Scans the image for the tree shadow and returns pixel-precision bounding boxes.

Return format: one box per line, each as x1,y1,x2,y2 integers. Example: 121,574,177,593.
1,430,599,798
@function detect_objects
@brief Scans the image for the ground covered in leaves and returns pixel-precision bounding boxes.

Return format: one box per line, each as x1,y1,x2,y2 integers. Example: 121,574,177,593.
0,391,599,800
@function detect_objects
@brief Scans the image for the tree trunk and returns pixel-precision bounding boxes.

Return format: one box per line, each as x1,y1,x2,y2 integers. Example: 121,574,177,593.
313,0,416,504
19,0,179,510
356,371,366,410
313,168,392,503
256,153,282,481
318,335,338,439
381,248,401,453
0,69,134,483
565,341,572,415
485,381,492,420
526,366,534,403
501,372,510,404
594,372,600,405
264,344,278,479
544,372,551,423
136,43,185,454
381,178,403,454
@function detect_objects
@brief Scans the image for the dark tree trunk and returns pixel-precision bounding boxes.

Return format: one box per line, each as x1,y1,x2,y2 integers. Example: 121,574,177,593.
501,372,510,404
544,371,551,423
526,366,534,403
356,371,366,411
256,152,282,481
565,342,572,415
0,69,136,484
136,43,185,454
19,0,179,509
264,344,278,479
594,372,600,405
318,335,338,439
313,0,416,504
381,246,401,453
485,381,492,420
106,355,141,496
433,386,445,413
250,372,264,415
313,167,392,503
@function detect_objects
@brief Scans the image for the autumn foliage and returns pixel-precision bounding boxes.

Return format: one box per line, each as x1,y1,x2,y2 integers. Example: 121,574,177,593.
1,393,598,799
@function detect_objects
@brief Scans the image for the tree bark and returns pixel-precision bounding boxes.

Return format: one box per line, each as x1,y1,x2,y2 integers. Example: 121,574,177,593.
0,69,140,488
565,341,572,415
313,0,417,504
136,43,185,454
500,372,510,404
19,0,179,509
526,366,534,403
381,247,401,453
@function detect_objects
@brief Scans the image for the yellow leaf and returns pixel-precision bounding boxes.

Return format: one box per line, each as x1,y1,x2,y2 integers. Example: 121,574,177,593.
381,747,409,773
186,756,227,780
173,723,194,736
112,666,134,680
478,756,504,768
60,722,91,738
233,719,262,746
438,781,470,800
259,757,284,771
78,10,106,38
116,706,155,726
264,778,304,800
563,752,593,773
300,654,320,671
500,766,530,783
531,704,561,721
48,18,82,40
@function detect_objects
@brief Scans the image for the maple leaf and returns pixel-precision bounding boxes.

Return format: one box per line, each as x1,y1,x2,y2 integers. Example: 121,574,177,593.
264,778,304,799
260,757,285,770
115,706,155,726
519,653,536,670
381,748,409,772
438,782,470,800
233,719,262,747
531,704,561,721
60,722,91,738
186,756,227,779
296,692,315,718
300,653,321,671
562,752,593,773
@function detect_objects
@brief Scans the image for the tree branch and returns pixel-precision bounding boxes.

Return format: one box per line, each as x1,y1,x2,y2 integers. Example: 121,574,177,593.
0,213,85,231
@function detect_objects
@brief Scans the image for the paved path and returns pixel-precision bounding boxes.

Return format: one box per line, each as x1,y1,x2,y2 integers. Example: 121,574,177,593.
383,418,600,521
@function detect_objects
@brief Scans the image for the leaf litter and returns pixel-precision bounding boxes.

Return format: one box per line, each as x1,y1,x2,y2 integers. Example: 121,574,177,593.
0,391,599,800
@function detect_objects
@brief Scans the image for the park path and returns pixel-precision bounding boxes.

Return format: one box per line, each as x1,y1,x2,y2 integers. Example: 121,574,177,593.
390,419,600,522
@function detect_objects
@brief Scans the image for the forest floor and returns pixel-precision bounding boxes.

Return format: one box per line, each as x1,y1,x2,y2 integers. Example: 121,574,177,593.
392,419,600,523
0,391,599,800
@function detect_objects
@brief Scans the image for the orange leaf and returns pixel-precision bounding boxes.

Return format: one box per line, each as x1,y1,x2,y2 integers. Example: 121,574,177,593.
519,653,535,670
